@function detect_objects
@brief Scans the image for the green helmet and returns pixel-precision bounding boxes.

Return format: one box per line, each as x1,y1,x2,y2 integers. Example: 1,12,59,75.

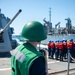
21,21,47,41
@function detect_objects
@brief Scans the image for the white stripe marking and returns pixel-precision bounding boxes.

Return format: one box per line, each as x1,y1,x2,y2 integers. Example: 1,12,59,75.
48,61,60,64
0,68,11,71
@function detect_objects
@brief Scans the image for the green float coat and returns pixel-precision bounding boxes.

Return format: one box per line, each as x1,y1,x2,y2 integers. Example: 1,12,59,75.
11,42,46,75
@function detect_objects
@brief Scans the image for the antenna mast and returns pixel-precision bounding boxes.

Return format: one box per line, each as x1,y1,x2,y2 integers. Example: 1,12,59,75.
49,7,51,23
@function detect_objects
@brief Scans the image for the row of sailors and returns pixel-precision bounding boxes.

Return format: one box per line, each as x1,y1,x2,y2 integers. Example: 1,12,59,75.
47,39,75,62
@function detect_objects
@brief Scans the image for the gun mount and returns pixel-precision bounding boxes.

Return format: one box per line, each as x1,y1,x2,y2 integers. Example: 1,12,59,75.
0,9,22,52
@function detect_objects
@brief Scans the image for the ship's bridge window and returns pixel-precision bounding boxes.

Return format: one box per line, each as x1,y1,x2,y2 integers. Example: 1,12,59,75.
0,34,4,42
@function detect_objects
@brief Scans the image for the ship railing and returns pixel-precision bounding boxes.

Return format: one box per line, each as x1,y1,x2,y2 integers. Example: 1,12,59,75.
67,49,75,75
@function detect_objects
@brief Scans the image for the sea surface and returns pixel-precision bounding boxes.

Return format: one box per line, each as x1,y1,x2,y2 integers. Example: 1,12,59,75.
41,34,75,44
12,34,75,45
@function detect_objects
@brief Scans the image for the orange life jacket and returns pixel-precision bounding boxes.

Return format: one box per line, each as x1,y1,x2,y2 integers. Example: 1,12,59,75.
47,42,51,48
50,42,55,49
67,42,73,49
73,42,75,49
59,42,64,50
55,42,59,49
63,42,67,49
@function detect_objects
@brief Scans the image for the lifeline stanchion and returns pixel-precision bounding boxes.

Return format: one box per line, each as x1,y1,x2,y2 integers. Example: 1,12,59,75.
67,49,70,75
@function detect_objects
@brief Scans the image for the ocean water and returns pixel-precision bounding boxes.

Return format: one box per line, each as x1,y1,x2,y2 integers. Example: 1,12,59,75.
12,34,75,45
41,34,75,44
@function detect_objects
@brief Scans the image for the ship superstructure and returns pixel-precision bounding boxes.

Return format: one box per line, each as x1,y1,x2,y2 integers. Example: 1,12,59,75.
0,9,21,52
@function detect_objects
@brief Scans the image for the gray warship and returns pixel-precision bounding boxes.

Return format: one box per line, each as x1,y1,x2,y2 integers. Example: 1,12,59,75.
0,9,22,53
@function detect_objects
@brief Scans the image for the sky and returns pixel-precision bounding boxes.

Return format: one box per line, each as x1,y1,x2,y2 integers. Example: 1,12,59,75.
0,0,75,35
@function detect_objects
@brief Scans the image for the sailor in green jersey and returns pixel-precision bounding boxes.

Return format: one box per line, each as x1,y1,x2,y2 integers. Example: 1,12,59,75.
11,21,47,75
